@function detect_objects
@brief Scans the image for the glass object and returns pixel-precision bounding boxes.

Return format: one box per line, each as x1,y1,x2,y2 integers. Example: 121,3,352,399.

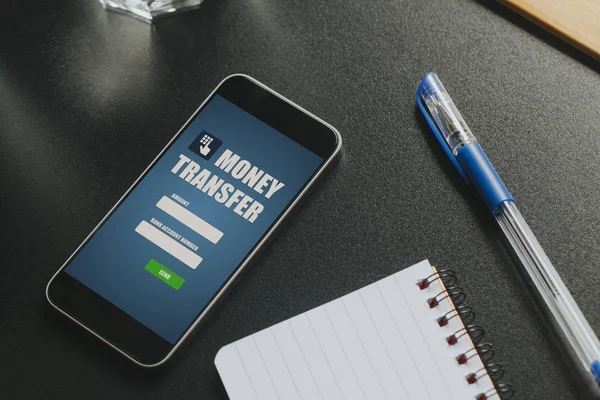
99,0,203,21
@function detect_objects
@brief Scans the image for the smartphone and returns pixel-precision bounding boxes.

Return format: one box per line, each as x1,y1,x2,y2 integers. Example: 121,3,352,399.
46,75,341,367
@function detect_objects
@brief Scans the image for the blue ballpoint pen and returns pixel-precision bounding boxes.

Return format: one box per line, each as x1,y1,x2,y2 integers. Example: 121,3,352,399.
417,72,600,386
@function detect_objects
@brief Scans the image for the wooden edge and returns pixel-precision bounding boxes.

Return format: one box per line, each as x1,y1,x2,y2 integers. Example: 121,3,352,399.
498,0,600,62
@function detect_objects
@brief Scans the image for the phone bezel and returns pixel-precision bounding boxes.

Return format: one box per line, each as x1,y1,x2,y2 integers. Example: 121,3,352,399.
46,74,342,367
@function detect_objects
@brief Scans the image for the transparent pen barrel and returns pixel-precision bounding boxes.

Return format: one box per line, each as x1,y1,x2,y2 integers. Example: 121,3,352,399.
419,72,477,155
495,201,600,369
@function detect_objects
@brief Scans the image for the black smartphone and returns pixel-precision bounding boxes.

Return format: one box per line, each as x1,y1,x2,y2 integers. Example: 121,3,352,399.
46,75,342,367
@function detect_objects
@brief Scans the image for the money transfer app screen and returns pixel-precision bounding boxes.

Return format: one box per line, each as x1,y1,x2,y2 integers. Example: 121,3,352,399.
66,95,324,343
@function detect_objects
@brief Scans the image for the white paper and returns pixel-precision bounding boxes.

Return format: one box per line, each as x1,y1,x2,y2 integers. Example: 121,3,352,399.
215,259,496,400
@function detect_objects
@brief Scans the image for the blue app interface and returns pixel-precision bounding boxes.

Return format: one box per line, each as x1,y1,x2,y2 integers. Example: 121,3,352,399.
65,95,324,343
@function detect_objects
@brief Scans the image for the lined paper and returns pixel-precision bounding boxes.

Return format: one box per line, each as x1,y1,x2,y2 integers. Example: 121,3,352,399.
215,260,496,399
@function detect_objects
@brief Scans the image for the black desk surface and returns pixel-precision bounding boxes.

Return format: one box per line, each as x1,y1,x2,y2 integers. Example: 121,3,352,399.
3,0,600,398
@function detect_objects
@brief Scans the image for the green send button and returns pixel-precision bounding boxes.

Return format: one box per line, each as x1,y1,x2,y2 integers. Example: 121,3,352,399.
145,259,185,290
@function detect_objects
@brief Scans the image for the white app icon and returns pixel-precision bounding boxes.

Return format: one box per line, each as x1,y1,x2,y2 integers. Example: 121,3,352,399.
199,134,213,156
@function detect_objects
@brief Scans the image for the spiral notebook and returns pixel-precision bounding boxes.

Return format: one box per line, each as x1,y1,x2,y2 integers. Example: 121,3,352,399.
215,259,512,400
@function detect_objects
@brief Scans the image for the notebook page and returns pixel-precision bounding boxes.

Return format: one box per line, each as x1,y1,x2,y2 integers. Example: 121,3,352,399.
398,261,495,399
215,259,496,400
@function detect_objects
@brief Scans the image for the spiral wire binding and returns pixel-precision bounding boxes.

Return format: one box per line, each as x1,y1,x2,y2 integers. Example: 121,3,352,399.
427,286,466,309
418,269,458,290
446,325,485,346
438,305,475,327
417,268,514,399
475,384,515,400
456,343,495,365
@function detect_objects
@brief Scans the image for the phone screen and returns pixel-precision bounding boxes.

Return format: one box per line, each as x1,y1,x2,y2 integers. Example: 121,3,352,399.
64,94,324,344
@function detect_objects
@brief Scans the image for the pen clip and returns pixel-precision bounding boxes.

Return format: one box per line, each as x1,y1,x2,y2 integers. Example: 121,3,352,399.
416,79,469,184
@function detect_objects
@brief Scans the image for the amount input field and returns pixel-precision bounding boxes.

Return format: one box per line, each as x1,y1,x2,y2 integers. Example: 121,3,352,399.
157,196,223,244
135,220,202,269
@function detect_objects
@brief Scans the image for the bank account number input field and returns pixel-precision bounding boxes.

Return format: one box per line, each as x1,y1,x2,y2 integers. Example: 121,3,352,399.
135,195,223,270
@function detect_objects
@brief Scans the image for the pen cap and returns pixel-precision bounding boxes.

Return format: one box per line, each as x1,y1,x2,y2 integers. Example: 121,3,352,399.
418,73,477,155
